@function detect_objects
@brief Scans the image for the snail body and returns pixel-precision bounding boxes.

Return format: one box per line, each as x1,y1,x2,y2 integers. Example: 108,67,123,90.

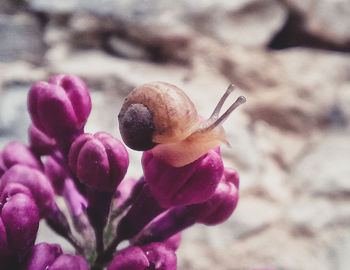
151,124,225,167
118,82,245,167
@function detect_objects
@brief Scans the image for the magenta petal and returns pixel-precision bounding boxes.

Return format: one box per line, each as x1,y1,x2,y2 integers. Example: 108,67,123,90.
68,133,94,173
1,193,39,252
172,151,223,206
134,168,239,246
163,232,182,251
107,246,149,270
29,82,77,137
29,124,56,155
196,168,239,225
0,182,33,200
95,132,129,191
141,242,177,270
0,219,11,256
0,165,56,217
114,177,138,209
49,254,89,270
223,167,240,189
62,178,87,217
142,147,223,207
116,184,165,241
76,138,110,190
23,242,63,270
142,151,198,206
49,74,91,128
69,132,129,192
28,75,91,144
1,142,42,171
44,155,68,195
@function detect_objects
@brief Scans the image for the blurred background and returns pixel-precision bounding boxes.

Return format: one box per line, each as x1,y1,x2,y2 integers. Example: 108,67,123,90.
1,0,350,269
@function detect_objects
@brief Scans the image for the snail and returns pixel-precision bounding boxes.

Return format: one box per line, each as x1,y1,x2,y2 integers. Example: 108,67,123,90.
118,82,246,167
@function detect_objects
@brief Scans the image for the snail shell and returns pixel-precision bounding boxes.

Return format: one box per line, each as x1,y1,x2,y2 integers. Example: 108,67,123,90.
118,82,245,167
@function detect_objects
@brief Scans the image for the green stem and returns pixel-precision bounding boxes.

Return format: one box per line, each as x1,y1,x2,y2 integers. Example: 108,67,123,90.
92,235,123,269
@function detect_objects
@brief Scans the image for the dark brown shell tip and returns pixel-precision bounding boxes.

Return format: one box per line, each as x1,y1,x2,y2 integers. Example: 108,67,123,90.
118,103,157,151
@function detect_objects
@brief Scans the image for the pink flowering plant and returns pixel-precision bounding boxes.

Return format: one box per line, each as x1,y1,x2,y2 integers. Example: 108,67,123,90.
0,75,242,270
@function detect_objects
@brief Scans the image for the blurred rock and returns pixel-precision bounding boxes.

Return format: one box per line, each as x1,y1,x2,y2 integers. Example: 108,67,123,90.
29,0,166,21
269,0,350,51
323,233,350,270
237,48,350,133
0,0,27,14
30,0,288,53
0,62,47,89
287,198,350,235
187,0,287,47
47,49,190,89
253,122,307,171
221,125,263,190
291,131,350,197
289,0,350,48
223,197,280,239
0,14,45,63
179,197,281,252
36,220,74,253
105,35,153,60
179,226,327,270
0,84,31,148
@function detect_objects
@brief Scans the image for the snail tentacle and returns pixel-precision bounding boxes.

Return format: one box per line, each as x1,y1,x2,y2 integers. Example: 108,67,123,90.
202,96,246,132
209,84,235,120
199,84,246,132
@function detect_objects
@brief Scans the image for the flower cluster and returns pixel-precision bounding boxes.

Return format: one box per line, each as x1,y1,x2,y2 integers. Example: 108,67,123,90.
0,75,240,270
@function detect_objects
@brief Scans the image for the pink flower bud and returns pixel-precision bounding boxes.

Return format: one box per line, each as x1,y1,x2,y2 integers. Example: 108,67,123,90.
142,147,223,208
23,243,89,270
0,219,11,256
107,246,149,270
1,142,42,172
29,124,56,156
23,242,63,270
69,132,129,192
0,183,32,200
195,167,239,225
116,184,165,241
140,242,177,270
107,243,177,270
62,178,88,217
44,155,68,195
0,165,56,217
49,254,89,270
134,168,239,245
28,74,91,147
163,232,181,251
114,177,138,209
44,155,87,217
0,192,40,253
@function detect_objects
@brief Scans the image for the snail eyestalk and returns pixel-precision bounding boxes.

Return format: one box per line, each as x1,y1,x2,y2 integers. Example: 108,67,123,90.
209,84,236,121
200,85,246,132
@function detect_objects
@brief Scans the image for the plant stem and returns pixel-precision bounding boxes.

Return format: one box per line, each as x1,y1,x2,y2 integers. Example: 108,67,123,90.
95,227,104,255
66,231,85,255
46,208,85,255
92,235,122,269
110,178,146,221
